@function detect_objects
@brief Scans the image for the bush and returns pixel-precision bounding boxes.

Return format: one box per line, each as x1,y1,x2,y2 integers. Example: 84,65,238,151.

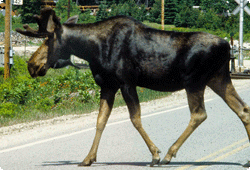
196,9,222,31
79,9,96,23
0,55,101,125
0,102,17,118
35,97,54,111
174,7,199,28
96,1,109,21
0,67,4,76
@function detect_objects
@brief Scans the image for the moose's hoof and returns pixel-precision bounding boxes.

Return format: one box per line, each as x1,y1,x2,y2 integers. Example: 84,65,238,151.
150,158,160,167
78,158,96,166
160,158,171,165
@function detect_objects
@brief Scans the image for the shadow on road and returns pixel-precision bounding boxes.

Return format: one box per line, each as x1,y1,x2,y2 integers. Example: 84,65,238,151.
41,161,80,166
41,160,249,168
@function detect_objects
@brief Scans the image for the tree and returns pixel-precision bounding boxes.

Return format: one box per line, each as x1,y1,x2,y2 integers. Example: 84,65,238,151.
193,0,201,5
165,0,178,24
108,0,147,21
196,9,222,30
148,0,161,23
54,0,80,23
174,7,199,27
201,0,237,14
175,0,194,12
20,0,41,23
149,0,178,24
96,1,109,21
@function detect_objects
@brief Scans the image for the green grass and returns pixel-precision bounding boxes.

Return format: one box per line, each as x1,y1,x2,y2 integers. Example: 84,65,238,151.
0,81,170,127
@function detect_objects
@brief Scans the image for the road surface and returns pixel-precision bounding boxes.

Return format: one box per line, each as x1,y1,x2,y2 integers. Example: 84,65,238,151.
0,80,250,170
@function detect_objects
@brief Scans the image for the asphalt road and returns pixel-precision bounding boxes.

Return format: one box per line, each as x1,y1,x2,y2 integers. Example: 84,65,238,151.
0,87,250,170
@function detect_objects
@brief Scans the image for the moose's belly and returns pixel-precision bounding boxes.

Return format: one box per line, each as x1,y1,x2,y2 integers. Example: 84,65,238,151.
137,73,184,92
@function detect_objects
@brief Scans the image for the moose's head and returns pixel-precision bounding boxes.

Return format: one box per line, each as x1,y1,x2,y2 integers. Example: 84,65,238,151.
16,7,79,78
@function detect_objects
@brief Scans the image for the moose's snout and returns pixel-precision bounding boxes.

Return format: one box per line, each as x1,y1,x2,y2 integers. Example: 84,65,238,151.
28,63,47,78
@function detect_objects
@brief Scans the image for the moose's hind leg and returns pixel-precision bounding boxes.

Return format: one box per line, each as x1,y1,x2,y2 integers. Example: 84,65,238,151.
121,84,161,167
208,76,250,140
161,89,207,164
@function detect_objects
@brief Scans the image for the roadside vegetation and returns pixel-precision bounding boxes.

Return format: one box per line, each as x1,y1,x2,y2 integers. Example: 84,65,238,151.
1,0,250,127
0,56,170,127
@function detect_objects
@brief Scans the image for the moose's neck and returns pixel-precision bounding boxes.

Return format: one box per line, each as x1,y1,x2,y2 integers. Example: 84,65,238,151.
61,24,106,63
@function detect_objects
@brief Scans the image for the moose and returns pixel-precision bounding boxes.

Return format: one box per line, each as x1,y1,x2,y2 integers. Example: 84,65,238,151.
16,7,250,167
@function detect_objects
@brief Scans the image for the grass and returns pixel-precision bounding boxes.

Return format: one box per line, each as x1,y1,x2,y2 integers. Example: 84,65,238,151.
1,82,171,127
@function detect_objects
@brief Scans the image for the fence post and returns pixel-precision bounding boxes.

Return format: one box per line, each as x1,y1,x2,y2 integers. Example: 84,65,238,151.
4,0,10,80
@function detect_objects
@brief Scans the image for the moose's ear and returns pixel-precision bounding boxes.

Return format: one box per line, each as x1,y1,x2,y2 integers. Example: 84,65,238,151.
46,9,61,33
64,15,79,24
47,15,56,33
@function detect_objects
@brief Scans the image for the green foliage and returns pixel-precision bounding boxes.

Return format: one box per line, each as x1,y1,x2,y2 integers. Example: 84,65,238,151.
0,102,17,118
175,0,195,12
108,0,147,21
35,97,54,112
0,13,4,26
149,0,178,24
200,0,236,14
0,67,4,76
0,56,101,124
0,14,23,32
81,9,96,23
54,0,81,23
77,0,155,6
174,7,223,30
148,0,161,23
10,55,29,77
53,0,96,24
174,7,199,28
20,0,42,23
165,0,178,24
196,9,223,31
96,1,109,21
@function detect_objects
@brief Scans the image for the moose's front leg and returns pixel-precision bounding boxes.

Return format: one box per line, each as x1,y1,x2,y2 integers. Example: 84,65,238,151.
121,84,161,167
79,88,117,166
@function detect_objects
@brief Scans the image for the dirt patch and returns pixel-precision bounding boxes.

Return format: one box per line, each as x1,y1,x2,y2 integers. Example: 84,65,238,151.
13,46,40,56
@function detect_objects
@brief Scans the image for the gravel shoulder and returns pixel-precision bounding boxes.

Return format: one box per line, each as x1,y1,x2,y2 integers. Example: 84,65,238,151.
1,79,250,150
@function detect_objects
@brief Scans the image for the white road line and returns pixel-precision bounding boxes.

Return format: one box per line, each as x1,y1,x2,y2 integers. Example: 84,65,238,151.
0,98,214,154
176,138,249,170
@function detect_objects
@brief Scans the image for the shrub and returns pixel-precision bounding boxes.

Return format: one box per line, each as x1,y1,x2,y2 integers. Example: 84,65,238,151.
0,67,4,76
96,1,109,21
0,102,17,118
196,9,222,31
79,9,96,23
35,97,54,112
174,7,199,28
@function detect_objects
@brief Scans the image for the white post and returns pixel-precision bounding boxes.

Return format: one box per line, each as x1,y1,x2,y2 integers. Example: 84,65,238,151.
239,0,244,71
